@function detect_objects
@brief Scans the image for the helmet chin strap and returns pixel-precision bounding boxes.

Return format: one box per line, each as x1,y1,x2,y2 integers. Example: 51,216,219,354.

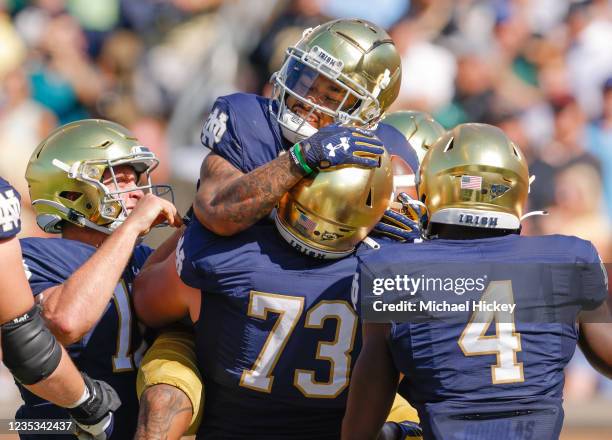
520,210,548,221
32,199,114,235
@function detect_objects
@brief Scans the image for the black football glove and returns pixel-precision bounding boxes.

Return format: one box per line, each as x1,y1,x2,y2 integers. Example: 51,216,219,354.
68,374,121,440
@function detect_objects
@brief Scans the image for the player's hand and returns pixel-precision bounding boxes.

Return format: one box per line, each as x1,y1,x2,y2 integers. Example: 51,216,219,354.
68,375,121,440
378,421,423,439
393,192,428,225
123,193,182,235
296,124,384,171
373,193,425,243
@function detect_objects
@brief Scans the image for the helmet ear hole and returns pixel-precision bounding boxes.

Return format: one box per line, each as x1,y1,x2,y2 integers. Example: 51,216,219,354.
443,137,454,152
365,188,372,207
59,191,82,201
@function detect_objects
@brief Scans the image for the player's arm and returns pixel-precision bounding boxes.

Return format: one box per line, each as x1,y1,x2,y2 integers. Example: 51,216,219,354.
342,323,399,440
0,235,35,323
576,247,612,378
579,299,612,378
1,237,121,438
39,194,181,345
135,328,202,440
136,385,193,440
194,124,384,236
194,152,304,236
141,225,186,270
134,249,200,327
0,235,84,405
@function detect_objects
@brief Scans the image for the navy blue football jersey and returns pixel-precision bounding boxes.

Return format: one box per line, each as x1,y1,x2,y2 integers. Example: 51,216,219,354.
16,237,153,440
201,93,419,173
358,234,608,440
0,177,21,239
178,218,383,439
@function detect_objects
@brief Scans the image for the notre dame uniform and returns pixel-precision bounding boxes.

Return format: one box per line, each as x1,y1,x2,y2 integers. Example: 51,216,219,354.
178,217,384,439
201,92,419,173
0,177,21,239
189,92,421,438
15,238,152,439
358,234,608,440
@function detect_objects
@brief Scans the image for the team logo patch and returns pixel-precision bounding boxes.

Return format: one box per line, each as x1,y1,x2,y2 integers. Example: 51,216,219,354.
0,189,20,233
490,184,510,199
325,137,350,158
320,231,343,241
201,107,228,148
460,175,483,190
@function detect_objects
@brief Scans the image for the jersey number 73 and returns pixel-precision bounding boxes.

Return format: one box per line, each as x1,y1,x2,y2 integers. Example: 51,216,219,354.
239,291,357,398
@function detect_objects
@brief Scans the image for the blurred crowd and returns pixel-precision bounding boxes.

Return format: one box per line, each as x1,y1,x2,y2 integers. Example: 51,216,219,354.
1,0,611,406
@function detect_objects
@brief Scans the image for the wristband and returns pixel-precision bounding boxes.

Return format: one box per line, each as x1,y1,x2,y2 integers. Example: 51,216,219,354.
66,384,91,408
289,144,313,175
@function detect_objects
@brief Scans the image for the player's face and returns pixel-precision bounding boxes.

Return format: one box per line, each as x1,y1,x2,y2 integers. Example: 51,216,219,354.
102,165,143,213
285,73,358,129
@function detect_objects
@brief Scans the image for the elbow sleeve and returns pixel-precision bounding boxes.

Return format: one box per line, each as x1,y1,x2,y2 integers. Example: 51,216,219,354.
1,305,62,385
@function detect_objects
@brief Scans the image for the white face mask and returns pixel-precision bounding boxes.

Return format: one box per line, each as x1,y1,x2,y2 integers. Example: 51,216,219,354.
270,43,385,144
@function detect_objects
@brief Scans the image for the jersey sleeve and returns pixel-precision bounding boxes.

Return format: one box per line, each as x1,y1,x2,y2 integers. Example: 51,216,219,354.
132,244,154,272
0,178,22,239
377,123,420,174
355,255,379,319
200,97,243,170
578,241,609,310
21,249,64,296
176,221,212,291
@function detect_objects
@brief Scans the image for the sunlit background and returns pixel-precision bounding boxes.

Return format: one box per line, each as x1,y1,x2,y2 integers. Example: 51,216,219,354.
0,0,611,438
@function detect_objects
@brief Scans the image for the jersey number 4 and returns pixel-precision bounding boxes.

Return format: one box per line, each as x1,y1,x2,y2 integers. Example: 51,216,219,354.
239,291,357,398
458,280,524,384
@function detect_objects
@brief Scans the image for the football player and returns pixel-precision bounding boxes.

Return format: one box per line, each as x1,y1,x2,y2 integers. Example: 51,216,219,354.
0,176,121,439
134,147,423,439
193,18,404,237
373,110,445,242
131,20,420,437
342,124,612,440
16,120,182,439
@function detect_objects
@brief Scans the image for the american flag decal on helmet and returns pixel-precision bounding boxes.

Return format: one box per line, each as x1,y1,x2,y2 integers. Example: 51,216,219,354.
460,175,483,190
296,212,317,235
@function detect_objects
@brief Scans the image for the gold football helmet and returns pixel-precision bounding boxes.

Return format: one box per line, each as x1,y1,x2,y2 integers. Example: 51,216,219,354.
418,123,529,232
381,110,445,164
275,149,393,259
271,18,402,142
26,119,159,234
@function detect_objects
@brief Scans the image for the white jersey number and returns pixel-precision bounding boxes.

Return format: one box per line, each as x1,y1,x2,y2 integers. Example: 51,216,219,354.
458,280,524,384
240,291,358,398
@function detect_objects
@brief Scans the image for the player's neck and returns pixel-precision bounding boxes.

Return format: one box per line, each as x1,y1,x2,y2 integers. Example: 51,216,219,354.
61,223,107,248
